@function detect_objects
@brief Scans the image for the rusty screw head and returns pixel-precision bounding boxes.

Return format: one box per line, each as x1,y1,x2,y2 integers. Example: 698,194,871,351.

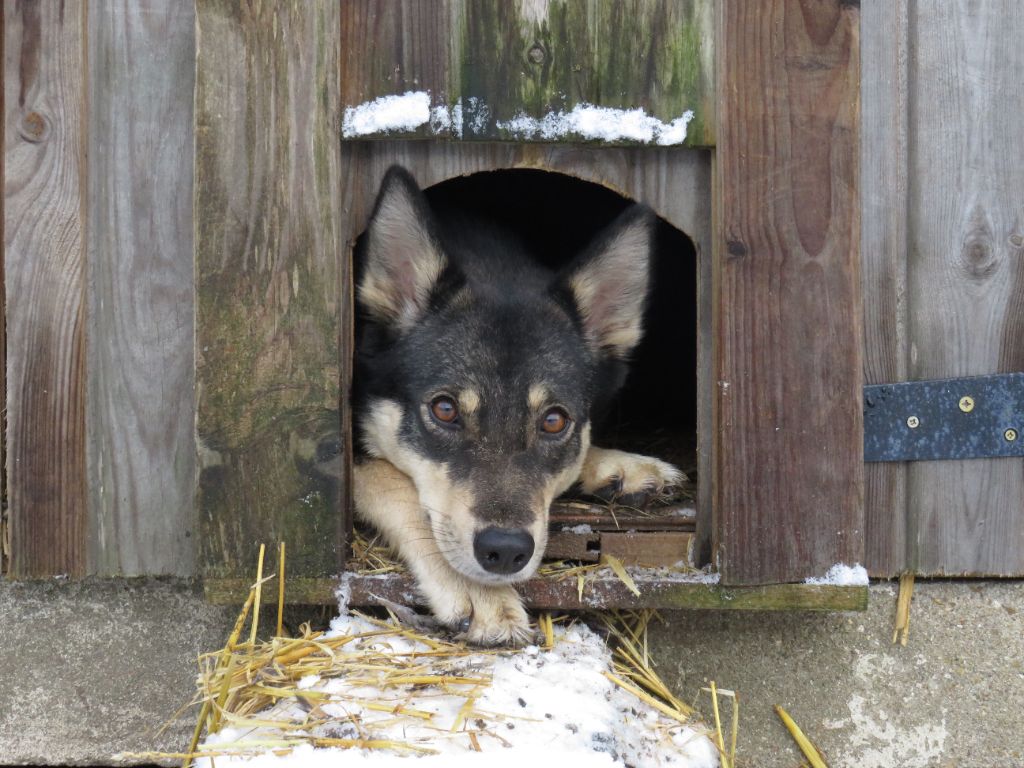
959,395,975,413
1005,428,1019,442
907,416,920,429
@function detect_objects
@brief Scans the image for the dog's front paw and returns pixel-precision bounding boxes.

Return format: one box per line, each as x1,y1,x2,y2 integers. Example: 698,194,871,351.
578,446,686,506
461,584,534,647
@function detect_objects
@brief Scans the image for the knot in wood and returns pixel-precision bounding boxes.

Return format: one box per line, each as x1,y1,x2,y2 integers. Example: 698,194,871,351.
18,111,49,143
527,44,546,65
726,239,748,259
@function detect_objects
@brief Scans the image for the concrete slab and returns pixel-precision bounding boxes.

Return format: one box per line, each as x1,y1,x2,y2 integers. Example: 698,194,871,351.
0,578,236,765
650,581,1024,767
1,579,1022,766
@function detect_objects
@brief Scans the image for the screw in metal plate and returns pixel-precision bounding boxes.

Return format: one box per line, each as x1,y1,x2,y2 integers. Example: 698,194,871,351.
1005,428,1019,442
959,395,975,413
907,416,920,429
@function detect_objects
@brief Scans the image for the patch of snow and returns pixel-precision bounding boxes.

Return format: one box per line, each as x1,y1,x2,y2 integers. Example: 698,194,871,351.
805,563,869,586
335,571,354,613
561,523,594,534
497,104,695,145
339,93,695,145
667,506,697,518
342,91,432,137
198,613,718,768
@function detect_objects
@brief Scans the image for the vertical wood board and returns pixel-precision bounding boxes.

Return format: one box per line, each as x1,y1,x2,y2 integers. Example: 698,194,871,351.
85,1,196,576
3,1,88,577
861,0,909,577
905,0,1024,575
195,1,345,580
339,0,715,146
715,0,863,584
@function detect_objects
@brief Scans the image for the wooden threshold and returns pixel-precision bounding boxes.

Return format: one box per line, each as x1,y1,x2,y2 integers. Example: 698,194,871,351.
205,574,868,612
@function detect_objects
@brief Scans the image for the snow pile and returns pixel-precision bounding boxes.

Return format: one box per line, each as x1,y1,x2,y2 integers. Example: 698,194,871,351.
198,612,718,767
496,104,695,145
340,90,696,145
804,563,869,586
342,91,432,137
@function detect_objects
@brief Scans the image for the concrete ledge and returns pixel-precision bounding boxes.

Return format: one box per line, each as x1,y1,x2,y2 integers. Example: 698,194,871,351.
2,578,1022,766
0,578,236,765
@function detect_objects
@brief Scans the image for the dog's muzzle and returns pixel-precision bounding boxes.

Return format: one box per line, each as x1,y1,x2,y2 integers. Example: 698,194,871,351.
473,527,535,575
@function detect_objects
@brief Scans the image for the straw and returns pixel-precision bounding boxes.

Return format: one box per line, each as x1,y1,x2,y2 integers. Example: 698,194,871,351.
775,705,828,768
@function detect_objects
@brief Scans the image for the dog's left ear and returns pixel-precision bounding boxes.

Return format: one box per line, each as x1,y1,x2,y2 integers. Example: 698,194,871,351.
555,205,653,360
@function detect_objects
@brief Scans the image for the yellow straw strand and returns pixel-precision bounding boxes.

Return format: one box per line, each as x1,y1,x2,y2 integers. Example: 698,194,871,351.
277,541,286,638
775,705,828,768
250,543,267,647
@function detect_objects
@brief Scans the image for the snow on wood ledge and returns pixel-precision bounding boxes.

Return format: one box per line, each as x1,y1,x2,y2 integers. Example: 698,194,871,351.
341,91,697,146
804,563,869,586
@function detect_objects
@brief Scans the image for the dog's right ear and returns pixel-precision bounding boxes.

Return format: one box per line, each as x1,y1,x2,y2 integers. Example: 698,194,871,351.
359,166,449,329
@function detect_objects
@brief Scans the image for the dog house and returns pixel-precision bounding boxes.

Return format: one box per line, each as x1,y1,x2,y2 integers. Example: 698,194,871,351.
190,0,864,611
6,2,1022,610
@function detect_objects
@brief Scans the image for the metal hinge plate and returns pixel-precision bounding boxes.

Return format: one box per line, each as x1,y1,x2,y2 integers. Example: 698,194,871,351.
864,373,1024,462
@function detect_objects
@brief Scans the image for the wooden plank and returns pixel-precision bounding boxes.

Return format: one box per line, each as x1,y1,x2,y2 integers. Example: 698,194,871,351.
338,141,712,557
601,532,692,568
906,0,1024,575
861,0,910,577
206,574,868,612
195,1,345,581
339,0,715,146
3,1,87,577
545,531,600,562
85,1,196,576
714,1,863,584
545,531,693,567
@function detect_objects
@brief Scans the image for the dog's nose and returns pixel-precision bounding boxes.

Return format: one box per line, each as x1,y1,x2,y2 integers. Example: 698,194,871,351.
473,527,535,575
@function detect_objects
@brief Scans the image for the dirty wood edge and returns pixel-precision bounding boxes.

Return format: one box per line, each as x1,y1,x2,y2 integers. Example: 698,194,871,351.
204,576,869,612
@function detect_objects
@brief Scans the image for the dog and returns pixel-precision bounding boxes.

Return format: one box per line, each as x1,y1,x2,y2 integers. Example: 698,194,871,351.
352,166,682,645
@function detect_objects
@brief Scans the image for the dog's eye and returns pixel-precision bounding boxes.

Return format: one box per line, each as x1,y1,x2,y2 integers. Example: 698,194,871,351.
540,407,570,435
430,396,459,425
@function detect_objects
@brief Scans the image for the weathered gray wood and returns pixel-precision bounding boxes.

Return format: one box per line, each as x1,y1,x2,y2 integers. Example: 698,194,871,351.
4,1,88,577
339,0,715,146
714,0,863,584
195,1,345,581
861,0,910,577
337,141,712,551
85,1,196,576
905,0,1024,575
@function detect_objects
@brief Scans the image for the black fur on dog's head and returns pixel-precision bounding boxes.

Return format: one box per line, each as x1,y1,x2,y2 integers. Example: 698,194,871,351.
355,166,652,584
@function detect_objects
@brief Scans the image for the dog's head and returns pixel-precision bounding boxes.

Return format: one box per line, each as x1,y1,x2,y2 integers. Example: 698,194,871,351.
356,166,652,584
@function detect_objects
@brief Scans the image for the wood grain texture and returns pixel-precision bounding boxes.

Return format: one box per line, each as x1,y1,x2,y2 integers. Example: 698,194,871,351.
195,1,345,581
85,1,196,576
337,141,711,553
3,1,88,577
339,0,715,146
1,4,6,575
714,0,863,584
206,574,868,612
906,0,1024,575
861,0,909,577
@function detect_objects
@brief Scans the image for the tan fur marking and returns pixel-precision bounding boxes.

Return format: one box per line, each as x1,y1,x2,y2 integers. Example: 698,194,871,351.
459,388,481,416
527,383,550,411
